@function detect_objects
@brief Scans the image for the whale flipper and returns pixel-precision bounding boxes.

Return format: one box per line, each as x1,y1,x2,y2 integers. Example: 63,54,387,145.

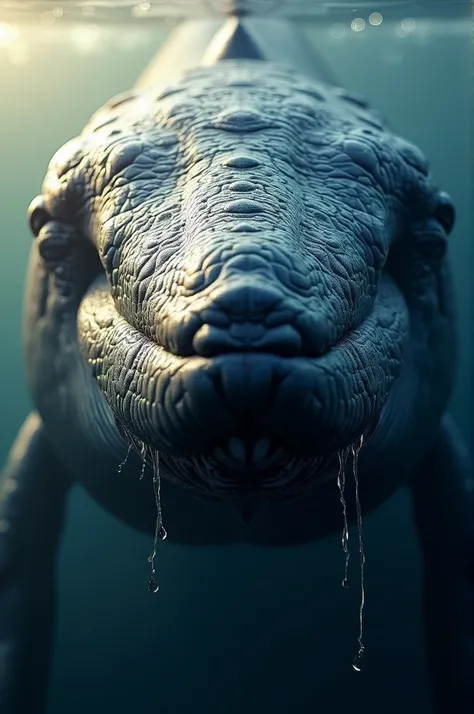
0,413,70,714
410,414,473,713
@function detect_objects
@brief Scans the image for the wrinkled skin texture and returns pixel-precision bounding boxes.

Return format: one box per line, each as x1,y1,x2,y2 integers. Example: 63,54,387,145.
24,61,456,541
0,50,468,714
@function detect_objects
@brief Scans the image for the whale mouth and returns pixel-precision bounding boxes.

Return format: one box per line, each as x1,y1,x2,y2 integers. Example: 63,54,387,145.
161,435,368,498
116,418,339,495
78,270,407,498
78,267,402,501
114,413,378,506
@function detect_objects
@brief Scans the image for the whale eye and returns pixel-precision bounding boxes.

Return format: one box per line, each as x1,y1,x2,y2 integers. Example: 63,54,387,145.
28,196,52,237
433,191,455,235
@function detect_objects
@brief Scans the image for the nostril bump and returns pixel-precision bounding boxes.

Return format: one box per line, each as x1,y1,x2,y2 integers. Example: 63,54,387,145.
211,281,284,319
192,323,303,358
192,324,239,357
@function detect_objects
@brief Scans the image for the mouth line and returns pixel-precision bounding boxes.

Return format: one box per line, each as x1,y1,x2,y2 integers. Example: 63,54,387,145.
110,276,375,363
115,413,379,502
79,271,407,469
125,321,348,363
82,270,388,367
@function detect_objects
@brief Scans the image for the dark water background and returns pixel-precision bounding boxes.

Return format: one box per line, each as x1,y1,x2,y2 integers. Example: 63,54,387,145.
0,10,471,714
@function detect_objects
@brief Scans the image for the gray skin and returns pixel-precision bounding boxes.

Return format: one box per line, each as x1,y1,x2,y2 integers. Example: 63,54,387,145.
0,16,472,714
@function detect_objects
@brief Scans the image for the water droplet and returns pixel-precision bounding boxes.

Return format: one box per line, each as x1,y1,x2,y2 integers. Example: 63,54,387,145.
351,434,366,669
337,447,351,588
148,578,159,594
146,450,167,594
342,577,348,589
117,444,132,474
352,648,364,672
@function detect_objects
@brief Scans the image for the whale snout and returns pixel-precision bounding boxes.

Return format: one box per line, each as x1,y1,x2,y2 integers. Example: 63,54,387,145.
192,319,304,357
171,277,334,359
148,239,343,361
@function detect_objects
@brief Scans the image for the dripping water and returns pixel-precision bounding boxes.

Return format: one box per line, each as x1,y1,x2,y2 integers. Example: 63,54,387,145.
351,434,366,672
147,450,167,594
117,444,132,474
139,442,147,480
113,419,168,595
336,447,351,588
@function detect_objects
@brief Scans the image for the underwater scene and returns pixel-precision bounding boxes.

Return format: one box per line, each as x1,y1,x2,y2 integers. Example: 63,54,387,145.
0,2,472,713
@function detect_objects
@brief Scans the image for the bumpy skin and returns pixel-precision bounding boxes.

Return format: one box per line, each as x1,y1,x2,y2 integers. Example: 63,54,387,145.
24,61,456,542
1,58,472,714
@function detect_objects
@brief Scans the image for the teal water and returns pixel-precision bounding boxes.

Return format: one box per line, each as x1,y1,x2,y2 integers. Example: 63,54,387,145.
0,12,471,714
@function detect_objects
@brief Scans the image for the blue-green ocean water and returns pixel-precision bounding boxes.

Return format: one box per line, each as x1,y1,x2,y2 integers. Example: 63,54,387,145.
0,11,471,714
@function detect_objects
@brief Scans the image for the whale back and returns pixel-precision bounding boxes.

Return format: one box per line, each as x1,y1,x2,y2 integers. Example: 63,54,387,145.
136,15,338,89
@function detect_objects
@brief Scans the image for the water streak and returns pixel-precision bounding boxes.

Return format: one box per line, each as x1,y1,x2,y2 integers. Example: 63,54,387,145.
117,444,132,474
148,450,167,594
336,447,351,588
351,434,366,672
139,441,147,480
